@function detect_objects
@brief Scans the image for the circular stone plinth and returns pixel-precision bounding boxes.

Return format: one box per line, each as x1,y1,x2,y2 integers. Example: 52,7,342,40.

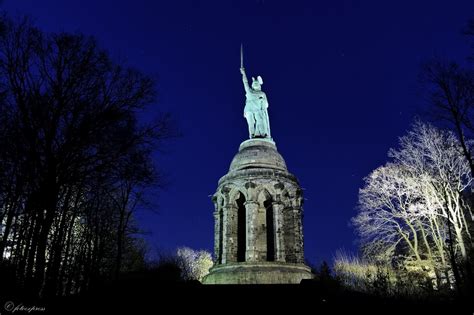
202,262,313,285
229,139,287,172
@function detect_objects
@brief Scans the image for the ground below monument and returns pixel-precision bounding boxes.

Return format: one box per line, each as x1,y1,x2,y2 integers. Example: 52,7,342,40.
31,277,471,314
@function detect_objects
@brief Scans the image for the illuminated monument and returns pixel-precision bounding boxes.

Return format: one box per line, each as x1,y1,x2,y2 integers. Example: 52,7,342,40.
203,47,313,284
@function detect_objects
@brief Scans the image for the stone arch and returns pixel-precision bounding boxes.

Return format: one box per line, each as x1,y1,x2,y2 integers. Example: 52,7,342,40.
256,187,272,207
214,193,225,209
234,190,247,262
216,185,248,263
255,188,276,261
227,186,248,206
219,184,245,206
221,186,248,262
254,185,276,204
285,186,303,208
272,181,294,208
278,189,291,207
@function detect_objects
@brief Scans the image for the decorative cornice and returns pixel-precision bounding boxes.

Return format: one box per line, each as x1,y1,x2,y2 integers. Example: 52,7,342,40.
218,168,299,186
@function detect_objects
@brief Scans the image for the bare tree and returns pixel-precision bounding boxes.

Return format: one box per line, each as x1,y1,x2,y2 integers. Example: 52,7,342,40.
0,15,174,298
354,122,473,290
421,61,474,178
176,247,213,282
421,18,474,178
354,163,433,264
390,123,472,259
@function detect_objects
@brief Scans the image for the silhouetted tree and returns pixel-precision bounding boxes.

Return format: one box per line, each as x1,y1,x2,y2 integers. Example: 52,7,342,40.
0,15,173,298
317,261,332,281
421,61,474,178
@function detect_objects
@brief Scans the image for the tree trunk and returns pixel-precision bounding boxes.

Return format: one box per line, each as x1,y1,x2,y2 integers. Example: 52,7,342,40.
44,190,70,297
453,119,474,179
446,207,462,292
115,210,124,280
33,171,59,297
0,201,16,261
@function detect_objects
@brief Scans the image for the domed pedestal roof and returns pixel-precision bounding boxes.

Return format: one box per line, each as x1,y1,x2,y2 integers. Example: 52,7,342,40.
229,138,287,172
207,138,312,285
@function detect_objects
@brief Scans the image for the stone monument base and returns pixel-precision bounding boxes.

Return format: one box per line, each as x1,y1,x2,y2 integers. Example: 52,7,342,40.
202,262,313,284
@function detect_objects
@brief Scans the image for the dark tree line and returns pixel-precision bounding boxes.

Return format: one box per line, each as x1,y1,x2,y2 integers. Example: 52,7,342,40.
0,15,173,298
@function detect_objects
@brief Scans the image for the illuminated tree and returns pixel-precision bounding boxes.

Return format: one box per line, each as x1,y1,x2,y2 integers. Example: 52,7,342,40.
389,122,472,260
420,17,474,291
176,247,213,282
354,122,473,288
354,163,428,263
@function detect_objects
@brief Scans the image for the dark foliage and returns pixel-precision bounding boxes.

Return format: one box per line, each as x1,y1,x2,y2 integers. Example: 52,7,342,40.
0,14,174,299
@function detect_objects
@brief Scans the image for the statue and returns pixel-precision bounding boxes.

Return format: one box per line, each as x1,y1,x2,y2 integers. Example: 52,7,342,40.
240,45,271,139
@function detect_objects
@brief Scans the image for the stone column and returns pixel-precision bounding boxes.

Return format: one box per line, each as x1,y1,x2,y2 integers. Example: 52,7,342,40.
222,204,238,263
293,207,304,263
213,209,221,264
272,201,285,262
256,205,267,260
245,200,259,262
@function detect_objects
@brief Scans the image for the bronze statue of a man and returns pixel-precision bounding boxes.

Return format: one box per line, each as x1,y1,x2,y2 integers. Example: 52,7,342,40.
240,67,271,139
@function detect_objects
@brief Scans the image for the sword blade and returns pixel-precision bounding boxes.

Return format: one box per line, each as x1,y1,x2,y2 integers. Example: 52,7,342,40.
240,43,243,68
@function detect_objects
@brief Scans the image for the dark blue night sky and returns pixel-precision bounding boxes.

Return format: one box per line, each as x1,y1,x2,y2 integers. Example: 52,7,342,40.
4,0,474,265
